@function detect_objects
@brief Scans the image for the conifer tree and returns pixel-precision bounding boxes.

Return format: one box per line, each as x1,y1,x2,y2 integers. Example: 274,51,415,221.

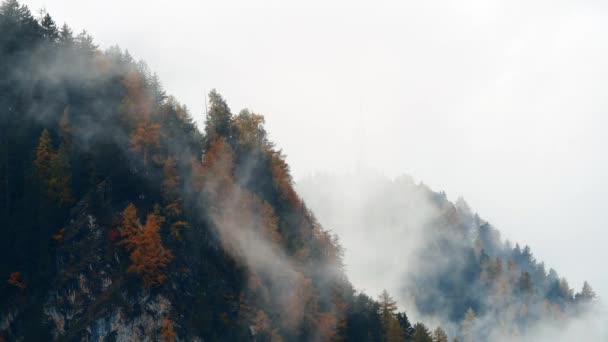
378,290,398,330
119,203,141,249
125,212,173,287
575,281,596,302
397,312,415,340
40,12,58,41
412,322,433,342
58,23,73,45
203,89,232,151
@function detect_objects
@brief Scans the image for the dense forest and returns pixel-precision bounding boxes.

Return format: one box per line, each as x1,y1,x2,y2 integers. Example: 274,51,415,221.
0,1,437,341
298,173,598,340
0,1,596,341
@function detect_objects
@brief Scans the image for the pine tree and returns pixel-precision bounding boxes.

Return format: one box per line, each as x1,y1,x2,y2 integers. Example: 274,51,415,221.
58,23,73,45
203,89,232,151
575,281,596,302
412,322,433,342
75,29,97,54
40,12,58,41
397,312,415,340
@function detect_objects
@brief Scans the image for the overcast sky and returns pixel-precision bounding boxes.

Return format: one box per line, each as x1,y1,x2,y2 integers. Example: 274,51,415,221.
23,0,608,298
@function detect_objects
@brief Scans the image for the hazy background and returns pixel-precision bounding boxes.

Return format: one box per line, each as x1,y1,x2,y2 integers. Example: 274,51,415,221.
23,0,608,298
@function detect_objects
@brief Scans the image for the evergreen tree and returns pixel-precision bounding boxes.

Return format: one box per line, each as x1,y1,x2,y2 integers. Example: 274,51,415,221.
58,23,73,45
412,322,433,342
397,312,415,340
203,89,232,150
40,12,58,41
75,29,96,53
575,281,596,302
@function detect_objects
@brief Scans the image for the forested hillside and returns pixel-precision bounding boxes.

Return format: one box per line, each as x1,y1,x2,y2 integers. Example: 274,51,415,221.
298,173,597,340
0,1,441,341
0,1,596,341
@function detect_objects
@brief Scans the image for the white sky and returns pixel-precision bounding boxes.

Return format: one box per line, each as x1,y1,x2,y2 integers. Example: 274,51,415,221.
23,0,608,298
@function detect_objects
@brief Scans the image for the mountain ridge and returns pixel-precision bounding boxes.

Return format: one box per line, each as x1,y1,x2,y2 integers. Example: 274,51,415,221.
0,1,596,341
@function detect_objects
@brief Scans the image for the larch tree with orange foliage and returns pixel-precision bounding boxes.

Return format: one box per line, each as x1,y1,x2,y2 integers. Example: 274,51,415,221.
119,203,141,250
119,203,173,287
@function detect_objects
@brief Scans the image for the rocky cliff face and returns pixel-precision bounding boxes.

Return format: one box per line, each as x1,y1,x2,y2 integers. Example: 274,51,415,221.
41,183,173,341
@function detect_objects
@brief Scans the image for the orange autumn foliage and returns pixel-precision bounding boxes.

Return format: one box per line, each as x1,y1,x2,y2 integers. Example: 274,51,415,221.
161,318,176,342
119,203,173,287
52,227,66,241
119,203,141,249
7,272,25,289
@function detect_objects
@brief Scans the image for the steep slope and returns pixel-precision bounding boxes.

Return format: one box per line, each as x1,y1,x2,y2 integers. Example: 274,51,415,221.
1,2,441,341
0,2,352,340
1,1,596,341
297,172,597,340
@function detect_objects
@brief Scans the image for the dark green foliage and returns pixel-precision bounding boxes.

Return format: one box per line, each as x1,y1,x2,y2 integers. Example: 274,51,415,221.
411,323,433,342
0,2,594,341
397,312,415,340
